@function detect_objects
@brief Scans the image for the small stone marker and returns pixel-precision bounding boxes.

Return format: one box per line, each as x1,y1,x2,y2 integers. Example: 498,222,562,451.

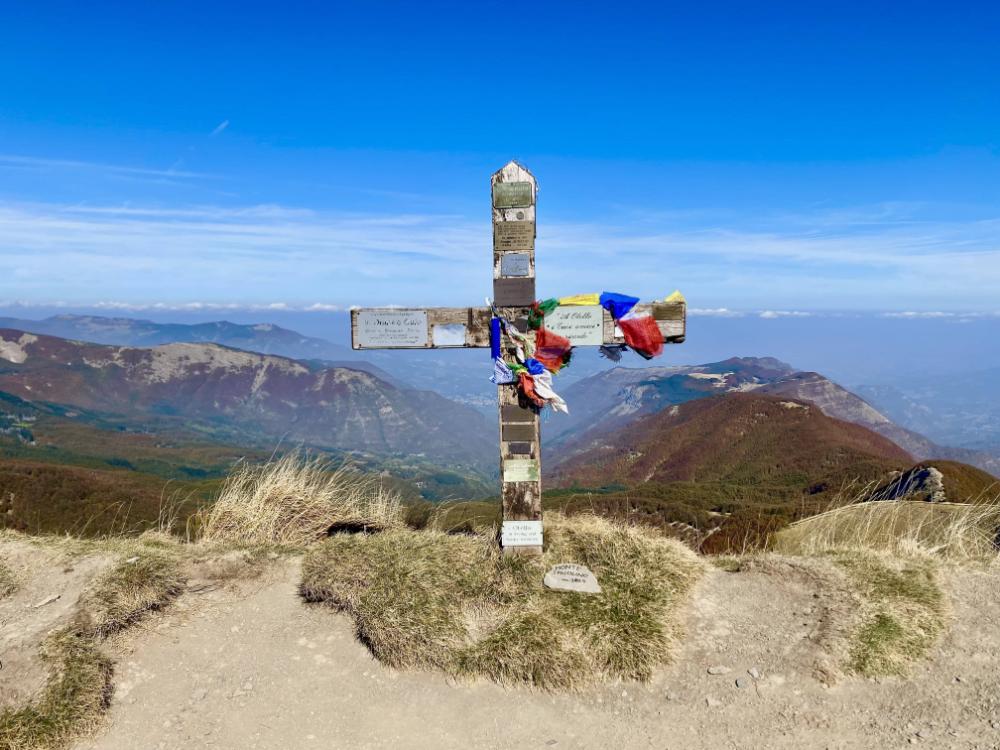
543,563,602,594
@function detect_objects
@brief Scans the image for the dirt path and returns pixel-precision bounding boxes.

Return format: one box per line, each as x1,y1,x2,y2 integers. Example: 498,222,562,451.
68,558,1000,750
0,539,112,709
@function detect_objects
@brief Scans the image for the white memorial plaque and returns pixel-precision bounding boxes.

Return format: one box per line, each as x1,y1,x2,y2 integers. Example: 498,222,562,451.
432,323,466,347
500,253,531,277
545,306,604,346
502,520,543,547
356,310,428,348
543,563,602,594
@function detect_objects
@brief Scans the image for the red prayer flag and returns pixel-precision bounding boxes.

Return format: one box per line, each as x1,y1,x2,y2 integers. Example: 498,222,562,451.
617,314,664,358
533,326,573,372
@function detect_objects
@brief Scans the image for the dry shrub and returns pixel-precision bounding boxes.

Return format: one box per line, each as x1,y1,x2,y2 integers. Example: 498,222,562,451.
197,453,402,546
773,499,1000,563
301,513,704,690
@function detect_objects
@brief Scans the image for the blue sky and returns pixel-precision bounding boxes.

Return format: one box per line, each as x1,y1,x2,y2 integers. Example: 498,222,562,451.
1,1,999,313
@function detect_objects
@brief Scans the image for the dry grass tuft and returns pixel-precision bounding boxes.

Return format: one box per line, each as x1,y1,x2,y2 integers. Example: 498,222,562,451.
773,499,1000,564
769,499,963,678
301,513,704,690
0,558,16,599
197,453,402,546
79,550,185,638
833,551,948,677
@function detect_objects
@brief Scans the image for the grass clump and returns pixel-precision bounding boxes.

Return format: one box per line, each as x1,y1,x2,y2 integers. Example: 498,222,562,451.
301,513,704,689
773,500,1000,563
198,453,402,546
834,552,948,678
80,550,185,638
0,543,185,749
0,558,16,599
0,629,112,750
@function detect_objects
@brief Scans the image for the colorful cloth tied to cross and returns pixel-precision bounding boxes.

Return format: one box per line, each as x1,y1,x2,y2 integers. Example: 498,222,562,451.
490,290,683,412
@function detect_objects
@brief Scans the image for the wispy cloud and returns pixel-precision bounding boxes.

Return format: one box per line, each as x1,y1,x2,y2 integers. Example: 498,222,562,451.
759,310,814,319
0,154,215,180
210,120,230,137
0,198,998,311
689,308,746,317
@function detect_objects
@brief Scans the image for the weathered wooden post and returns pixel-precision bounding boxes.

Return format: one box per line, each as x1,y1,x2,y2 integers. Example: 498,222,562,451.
351,161,687,556
491,162,543,554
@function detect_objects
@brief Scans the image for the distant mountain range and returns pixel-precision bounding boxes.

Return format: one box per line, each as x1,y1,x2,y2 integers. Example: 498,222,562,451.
545,357,1000,478
0,314,605,414
855,369,1000,455
2,317,996,481
0,328,495,472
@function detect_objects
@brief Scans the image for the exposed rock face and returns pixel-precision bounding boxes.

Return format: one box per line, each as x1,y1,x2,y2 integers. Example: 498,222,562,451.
870,466,948,503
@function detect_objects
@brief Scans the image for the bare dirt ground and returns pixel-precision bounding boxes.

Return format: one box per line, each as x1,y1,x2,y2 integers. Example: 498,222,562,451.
59,557,1000,750
0,540,112,709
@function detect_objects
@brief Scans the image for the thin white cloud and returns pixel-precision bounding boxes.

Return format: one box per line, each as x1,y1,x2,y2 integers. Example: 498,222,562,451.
1,199,999,311
0,154,214,180
210,120,230,137
689,308,746,317
759,310,814,319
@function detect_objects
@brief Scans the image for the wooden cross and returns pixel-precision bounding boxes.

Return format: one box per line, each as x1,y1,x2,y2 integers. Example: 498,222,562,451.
351,161,686,554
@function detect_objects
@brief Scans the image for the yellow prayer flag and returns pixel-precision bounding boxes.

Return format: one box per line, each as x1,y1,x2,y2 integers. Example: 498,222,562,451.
663,290,686,304
558,293,601,306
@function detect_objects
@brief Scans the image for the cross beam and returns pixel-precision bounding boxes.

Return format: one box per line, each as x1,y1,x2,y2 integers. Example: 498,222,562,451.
350,161,686,555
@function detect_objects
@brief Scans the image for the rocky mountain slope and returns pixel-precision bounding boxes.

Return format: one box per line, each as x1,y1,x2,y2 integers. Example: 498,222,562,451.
547,357,1000,478
0,329,495,471
0,314,351,360
0,314,403,384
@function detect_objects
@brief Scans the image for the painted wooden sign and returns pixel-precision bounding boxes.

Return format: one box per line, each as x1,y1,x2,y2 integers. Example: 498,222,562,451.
492,181,533,208
544,305,604,346
502,520,543,547
355,310,428,347
494,221,535,251
500,253,531,277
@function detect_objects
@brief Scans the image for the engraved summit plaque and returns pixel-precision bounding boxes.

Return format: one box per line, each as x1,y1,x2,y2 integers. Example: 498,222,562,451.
494,221,535,251
500,253,531,277
492,181,533,208
355,310,428,347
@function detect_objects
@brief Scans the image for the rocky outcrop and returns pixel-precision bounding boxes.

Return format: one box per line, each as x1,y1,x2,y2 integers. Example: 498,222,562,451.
870,466,947,503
